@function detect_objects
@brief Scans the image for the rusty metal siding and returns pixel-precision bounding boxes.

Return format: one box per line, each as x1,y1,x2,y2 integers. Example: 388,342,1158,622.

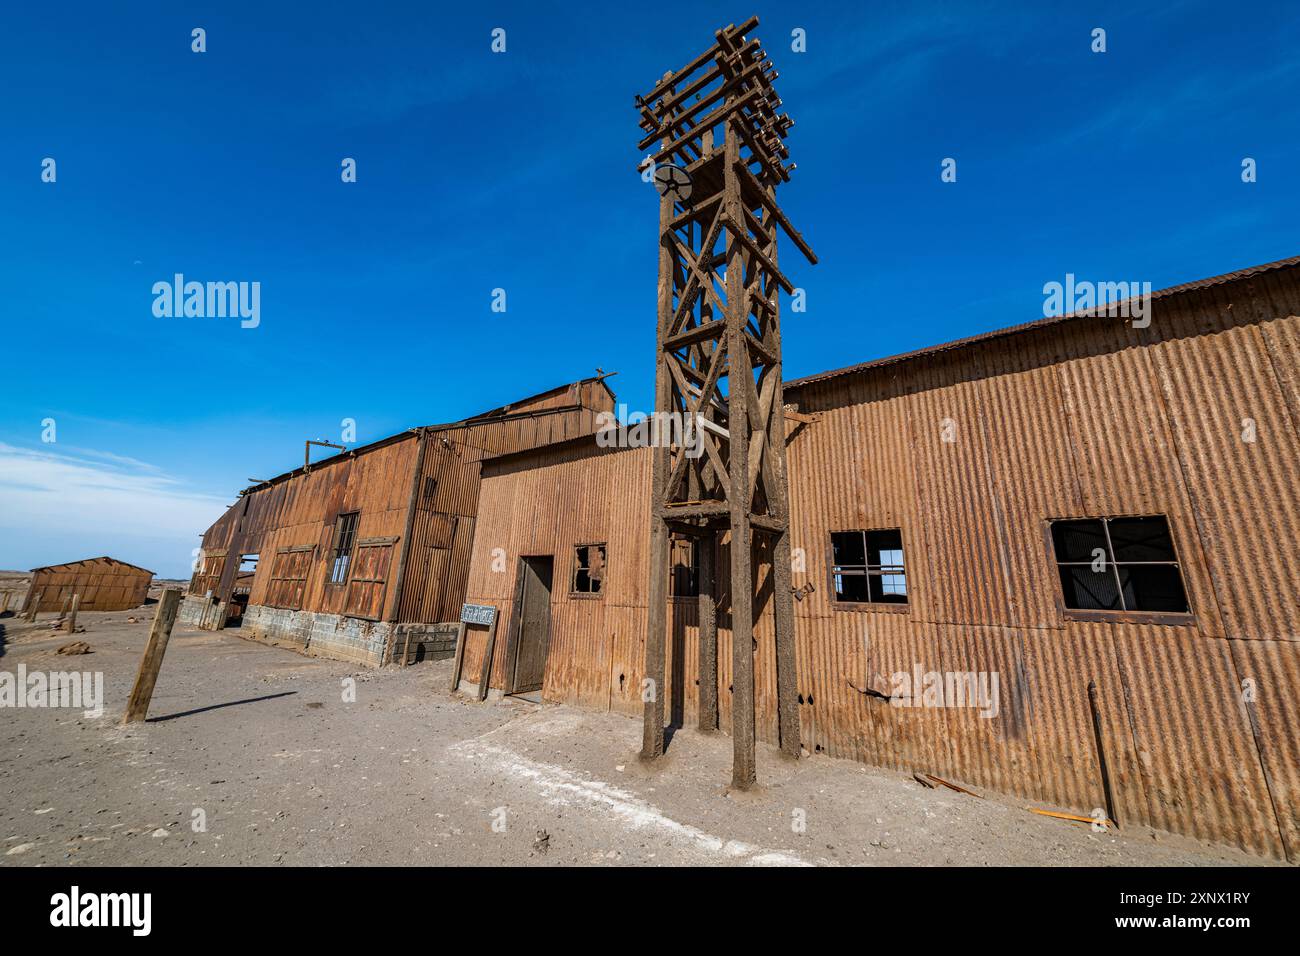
192,381,617,629
200,436,418,622
460,441,651,697
396,396,615,623
461,268,1300,858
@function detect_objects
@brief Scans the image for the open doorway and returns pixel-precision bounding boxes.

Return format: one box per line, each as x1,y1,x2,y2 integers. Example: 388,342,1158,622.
227,553,259,626
509,556,554,697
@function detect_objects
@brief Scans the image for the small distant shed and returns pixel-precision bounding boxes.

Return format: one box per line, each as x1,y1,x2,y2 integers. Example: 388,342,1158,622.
25,557,153,612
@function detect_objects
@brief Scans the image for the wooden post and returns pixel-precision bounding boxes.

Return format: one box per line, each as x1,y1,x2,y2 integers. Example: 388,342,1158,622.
387,428,428,626
64,593,80,633
476,615,500,702
449,621,468,690
26,589,43,622
697,535,717,732
122,588,181,723
725,125,757,790
772,529,800,756
1088,681,1119,828
641,104,676,762
766,208,802,759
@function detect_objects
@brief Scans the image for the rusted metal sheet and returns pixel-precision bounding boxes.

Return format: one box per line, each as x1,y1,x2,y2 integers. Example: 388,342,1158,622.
194,379,617,632
460,265,1300,858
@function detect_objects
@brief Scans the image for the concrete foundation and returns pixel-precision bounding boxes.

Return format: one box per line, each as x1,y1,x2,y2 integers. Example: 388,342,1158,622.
178,595,460,668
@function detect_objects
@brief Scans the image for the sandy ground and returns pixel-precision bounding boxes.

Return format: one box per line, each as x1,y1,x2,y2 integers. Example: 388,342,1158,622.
0,607,1280,867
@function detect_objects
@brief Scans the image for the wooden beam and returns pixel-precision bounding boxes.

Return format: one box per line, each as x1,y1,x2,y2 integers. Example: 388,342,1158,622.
26,588,43,621
736,162,818,264
64,593,80,633
637,54,772,151
387,428,428,629
697,535,718,732
650,87,764,167
641,154,677,762
724,129,758,790
449,621,468,690
638,17,758,103
122,588,181,723
476,614,500,702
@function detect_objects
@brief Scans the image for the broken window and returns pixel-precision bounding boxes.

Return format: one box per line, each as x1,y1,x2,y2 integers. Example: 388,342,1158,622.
423,476,438,500
572,544,606,595
238,553,259,574
670,536,699,597
830,529,907,604
1051,515,1189,614
329,512,360,584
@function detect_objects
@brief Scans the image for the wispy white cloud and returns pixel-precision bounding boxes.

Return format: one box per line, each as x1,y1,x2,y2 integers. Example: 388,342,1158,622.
0,443,229,575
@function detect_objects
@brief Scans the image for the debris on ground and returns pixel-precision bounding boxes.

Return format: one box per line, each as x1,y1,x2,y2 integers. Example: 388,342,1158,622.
918,772,981,798
56,641,92,655
1028,807,1114,829
532,829,551,854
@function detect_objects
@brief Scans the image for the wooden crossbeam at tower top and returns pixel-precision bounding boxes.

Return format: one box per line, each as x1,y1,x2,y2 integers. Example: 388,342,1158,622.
633,15,817,267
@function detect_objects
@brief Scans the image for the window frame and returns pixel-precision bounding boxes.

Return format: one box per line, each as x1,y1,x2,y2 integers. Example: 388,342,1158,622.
1045,514,1194,624
570,542,607,599
327,511,361,586
826,527,910,612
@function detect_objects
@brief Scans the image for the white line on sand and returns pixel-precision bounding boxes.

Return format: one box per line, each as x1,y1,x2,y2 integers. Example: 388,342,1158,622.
451,738,817,866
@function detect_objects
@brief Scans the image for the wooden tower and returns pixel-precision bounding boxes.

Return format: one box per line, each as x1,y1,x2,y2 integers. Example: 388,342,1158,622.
634,16,817,788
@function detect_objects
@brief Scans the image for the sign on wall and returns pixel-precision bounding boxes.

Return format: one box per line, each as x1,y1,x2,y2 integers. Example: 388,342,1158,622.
460,603,497,627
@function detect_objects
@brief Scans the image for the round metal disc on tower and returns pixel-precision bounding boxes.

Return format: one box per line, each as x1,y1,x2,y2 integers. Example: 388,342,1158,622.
653,163,693,202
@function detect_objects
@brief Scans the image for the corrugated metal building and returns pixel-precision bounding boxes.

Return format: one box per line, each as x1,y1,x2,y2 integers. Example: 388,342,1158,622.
24,557,153,612
455,257,1300,859
183,377,616,664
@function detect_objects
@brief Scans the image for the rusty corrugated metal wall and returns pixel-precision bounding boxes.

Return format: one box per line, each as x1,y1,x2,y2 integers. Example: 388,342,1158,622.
193,379,617,627
461,266,1300,859
397,381,616,623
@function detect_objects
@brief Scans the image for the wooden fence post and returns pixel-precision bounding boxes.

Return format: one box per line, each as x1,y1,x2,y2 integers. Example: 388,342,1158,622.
26,589,43,622
64,593,80,633
449,622,468,690
122,588,181,724
477,616,500,702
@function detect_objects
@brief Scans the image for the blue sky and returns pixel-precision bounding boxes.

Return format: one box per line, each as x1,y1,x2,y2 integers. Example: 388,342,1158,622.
1,1,1297,577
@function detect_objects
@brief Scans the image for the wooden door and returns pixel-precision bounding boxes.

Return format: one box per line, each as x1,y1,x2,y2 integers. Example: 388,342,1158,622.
511,556,554,693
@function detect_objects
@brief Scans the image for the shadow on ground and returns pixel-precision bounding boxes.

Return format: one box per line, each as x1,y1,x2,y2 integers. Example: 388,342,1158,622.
147,691,297,723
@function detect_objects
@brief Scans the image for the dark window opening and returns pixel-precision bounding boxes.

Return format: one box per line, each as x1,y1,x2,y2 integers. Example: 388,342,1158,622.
831,529,907,604
423,476,438,500
1050,515,1189,614
572,544,606,595
670,537,699,597
329,512,360,585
